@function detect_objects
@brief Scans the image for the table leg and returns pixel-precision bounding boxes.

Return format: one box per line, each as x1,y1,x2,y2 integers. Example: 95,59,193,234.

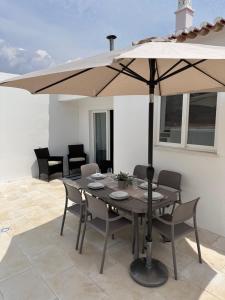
133,213,139,259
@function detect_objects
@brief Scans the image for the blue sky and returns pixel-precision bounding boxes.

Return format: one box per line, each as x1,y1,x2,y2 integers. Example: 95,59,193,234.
0,0,224,73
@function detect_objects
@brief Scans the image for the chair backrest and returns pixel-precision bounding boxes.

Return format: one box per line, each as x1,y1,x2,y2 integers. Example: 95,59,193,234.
81,163,100,177
68,144,84,157
63,182,82,204
133,165,148,180
158,170,181,190
34,147,50,159
85,193,108,220
172,197,200,224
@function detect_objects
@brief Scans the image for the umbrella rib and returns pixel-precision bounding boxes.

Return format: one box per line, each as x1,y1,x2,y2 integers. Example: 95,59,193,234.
155,60,162,96
33,68,93,94
95,59,136,96
107,66,148,83
183,59,225,87
119,63,148,83
158,59,206,82
157,59,184,81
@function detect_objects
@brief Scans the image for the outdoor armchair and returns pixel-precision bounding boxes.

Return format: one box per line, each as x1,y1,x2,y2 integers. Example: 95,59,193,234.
34,147,64,181
152,197,202,280
133,165,149,180
68,144,87,175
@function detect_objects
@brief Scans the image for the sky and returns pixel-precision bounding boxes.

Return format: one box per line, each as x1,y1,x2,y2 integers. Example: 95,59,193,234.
0,0,224,74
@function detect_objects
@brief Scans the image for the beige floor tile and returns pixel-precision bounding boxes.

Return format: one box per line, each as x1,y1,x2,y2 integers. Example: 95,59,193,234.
204,272,225,300
181,260,218,290
31,245,75,279
187,229,219,247
0,268,57,300
90,263,165,300
0,234,31,281
47,266,108,300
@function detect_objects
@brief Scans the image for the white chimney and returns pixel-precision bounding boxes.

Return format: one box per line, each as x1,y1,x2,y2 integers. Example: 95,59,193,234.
175,0,194,33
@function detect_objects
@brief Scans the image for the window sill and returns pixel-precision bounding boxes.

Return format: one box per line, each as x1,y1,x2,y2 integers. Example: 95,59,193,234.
154,144,218,156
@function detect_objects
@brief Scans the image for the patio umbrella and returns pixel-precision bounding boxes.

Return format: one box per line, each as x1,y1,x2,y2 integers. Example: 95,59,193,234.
1,39,225,287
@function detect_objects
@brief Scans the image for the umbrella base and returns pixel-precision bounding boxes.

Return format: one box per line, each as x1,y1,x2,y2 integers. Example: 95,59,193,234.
130,257,168,287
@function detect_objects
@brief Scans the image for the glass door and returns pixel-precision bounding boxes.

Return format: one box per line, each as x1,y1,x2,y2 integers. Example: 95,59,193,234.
94,112,107,165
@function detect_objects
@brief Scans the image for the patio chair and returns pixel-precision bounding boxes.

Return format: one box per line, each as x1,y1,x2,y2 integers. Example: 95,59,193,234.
34,147,64,181
133,165,149,180
81,163,100,177
156,170,182,214
60,182,86,250
79,193,131,273
152,197,202,280
68,144,87,175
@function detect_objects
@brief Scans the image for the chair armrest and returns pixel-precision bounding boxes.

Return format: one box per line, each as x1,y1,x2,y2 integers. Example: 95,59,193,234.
153,215,172,225
48,156,63,161
108,215,124,222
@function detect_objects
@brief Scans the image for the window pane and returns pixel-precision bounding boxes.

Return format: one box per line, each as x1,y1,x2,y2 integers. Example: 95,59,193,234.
160,95,183,143
187,93,217,146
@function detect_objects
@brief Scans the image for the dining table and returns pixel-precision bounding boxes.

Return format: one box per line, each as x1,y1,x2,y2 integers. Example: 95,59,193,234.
63,174,177,259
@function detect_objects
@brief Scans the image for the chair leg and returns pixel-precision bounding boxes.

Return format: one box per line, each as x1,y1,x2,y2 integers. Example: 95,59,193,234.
75,214,83,250
132,218,135,254
100,234,109,274
79,214,87,254
171,237,178,280
60,202,68,236
194,219,202,264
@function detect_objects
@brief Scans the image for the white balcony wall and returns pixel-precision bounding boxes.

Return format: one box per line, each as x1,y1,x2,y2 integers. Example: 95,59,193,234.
0,75,78,181
0,73,49,181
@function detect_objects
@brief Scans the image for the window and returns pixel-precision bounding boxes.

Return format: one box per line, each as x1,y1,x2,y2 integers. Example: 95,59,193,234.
157,93,218,151
159,95,183,144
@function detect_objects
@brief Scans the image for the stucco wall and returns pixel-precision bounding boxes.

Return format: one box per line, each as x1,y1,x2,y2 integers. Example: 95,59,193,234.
0,75,78,181
0,73,49,181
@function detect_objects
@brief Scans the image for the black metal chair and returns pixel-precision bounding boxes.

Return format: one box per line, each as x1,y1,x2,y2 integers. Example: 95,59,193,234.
68,144,87,175
34,147,63,181
152,197,202,280
60,182,85,250
79,193,131,274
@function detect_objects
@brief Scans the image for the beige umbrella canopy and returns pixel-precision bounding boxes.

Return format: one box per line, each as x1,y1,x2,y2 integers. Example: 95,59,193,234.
1,40,225,96
2,39,225,287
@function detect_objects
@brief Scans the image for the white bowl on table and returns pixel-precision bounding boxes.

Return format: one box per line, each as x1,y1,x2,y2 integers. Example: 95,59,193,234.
87,182,105,190
144,191,164,200
90,173,106,180
109,191,129,200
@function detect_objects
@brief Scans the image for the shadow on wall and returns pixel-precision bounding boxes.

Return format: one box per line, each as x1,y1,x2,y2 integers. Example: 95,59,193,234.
30,160,38,178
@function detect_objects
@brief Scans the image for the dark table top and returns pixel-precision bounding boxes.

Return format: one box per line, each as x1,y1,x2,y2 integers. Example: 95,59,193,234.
63,176,177,215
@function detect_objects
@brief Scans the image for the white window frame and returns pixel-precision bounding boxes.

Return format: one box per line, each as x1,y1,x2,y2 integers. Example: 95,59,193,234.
89,110,111,163
156,93,219,153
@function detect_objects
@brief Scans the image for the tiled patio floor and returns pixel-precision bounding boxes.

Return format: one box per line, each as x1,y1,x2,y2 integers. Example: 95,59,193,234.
0,178,225,300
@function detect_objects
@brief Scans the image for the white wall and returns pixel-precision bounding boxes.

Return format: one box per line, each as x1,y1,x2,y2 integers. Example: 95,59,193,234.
0,74,79,181
0,73,49,181
114,96,149,173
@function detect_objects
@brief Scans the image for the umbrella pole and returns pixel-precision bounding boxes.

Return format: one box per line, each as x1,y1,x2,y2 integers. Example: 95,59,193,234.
130,59,168,287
